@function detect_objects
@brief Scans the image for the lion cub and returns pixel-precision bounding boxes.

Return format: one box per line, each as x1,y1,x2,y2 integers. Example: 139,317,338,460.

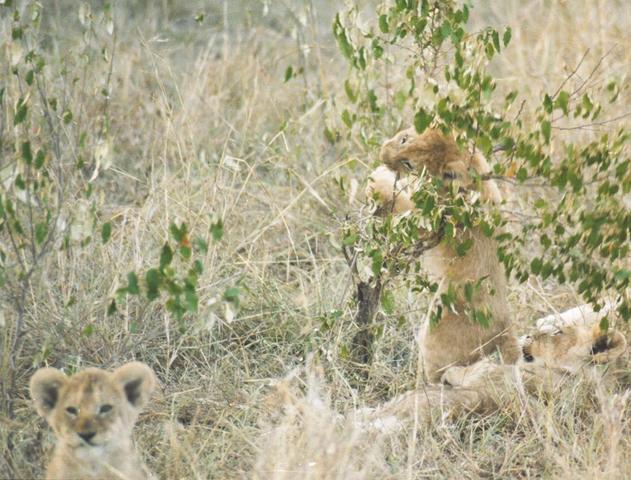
30,362,157,480
367,320,627,429
368,127,520,381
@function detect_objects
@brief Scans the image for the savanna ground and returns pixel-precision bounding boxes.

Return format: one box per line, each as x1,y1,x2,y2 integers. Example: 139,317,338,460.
1,1,630,478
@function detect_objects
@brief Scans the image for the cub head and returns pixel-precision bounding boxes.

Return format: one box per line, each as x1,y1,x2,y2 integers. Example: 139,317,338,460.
380,127,501,203
30,362,156,450
521,323,627,372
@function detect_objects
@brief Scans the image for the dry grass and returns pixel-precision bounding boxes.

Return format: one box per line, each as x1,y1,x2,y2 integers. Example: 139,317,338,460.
1,1,630,478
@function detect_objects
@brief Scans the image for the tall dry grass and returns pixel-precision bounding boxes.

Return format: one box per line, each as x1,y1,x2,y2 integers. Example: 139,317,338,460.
1,1,629,478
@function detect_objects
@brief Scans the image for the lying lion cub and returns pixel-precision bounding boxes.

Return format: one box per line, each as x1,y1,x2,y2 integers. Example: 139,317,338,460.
30,362,157,480
366,321,627,429
367,127,520,381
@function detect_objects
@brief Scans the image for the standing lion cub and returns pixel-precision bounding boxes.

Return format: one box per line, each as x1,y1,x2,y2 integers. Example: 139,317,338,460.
367,127,520,381
30,362,157,480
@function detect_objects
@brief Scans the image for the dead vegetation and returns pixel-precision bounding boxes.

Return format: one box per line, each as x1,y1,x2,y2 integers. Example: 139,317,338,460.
1,1,630,479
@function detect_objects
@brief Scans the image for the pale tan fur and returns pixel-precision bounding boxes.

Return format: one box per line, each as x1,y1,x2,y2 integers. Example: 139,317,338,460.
30,362,157,480
367,127,519,381
365,166,415,215
367,322,627,428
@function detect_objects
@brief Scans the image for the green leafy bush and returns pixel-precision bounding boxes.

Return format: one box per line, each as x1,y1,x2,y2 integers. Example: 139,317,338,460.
335,0,630,347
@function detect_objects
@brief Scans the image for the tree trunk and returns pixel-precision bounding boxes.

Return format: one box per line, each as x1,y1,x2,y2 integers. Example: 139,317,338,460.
352,279,382,364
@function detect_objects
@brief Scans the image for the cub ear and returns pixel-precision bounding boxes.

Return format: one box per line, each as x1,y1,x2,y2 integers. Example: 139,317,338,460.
30,368,68,418
112,362,156,409
590,328,627,364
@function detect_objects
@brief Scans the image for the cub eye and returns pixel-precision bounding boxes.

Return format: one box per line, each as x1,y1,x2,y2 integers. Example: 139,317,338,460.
65,406,78,416
99,404,113,414
400,134,408,145
443,171,457,180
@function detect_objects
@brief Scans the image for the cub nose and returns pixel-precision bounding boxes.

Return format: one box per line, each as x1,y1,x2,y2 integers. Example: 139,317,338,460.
78,432,96,443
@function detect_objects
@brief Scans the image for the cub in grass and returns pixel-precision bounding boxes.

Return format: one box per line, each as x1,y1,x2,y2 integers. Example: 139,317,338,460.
367,127,520,381
30,362,156,480
367,320,627,428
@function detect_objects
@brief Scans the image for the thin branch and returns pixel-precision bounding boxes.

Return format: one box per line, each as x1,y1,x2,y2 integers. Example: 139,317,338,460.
552,48,589,98
570,45,616,97
552,110,631,131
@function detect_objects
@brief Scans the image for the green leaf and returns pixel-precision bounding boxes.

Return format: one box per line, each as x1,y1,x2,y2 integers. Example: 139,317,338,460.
370,249,383,277
210,219,223,241
414,108,433,133
170,222,187,242
341,109,353,128
381,289,395,315
195,237,208,253
367,89,379,112
581,93,593,113
223,286,240,307
160,243,173,270
101,222,112,244
543,94,553,114
503,27,512,46
440,22,451,39
180,245,192,259
62,109,73,124
166,298,186,321
14,97,28,125
185,285,198,312
485,42,494,59
145,268,160,300
516,167,528,182
15,175,26,190
82,324,94,336
534,198,546,209
455,49,464,68
127,272,140,295
323,127,337,145
333,14,354,61
378,14,389,33
344,80,357,103
35,223,47,245
599,316,609,332
492,30,500,52
284,65,293,83
464,282,474,302
477,135,492,155
342,232,358,246
456,238,474,256
541,120,551,143
414,18,428,35
107,299,117,316
473,309,491,328
35,149,45,169
614,269,631,281
555,90,569,115
21,141,32,164
530,257,543,274
25,69,34,86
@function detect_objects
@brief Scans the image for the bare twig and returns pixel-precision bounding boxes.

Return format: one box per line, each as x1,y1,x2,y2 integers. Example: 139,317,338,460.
552,110,631,131
552,48,589,98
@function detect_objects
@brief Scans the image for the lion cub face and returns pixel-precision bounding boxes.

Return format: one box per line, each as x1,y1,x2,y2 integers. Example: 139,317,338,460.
521,323,627,372
30,362,156,451
441,323,627,387
379,127,502,203
380,127,469,180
